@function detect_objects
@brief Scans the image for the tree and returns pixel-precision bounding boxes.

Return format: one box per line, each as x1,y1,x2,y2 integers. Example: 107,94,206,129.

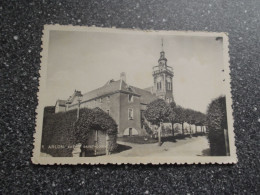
74,108,118,145
144,99,172,145
194,112,206,133
184,108,194,136
175,106,186,135
206,96,228,156
168,101,177,137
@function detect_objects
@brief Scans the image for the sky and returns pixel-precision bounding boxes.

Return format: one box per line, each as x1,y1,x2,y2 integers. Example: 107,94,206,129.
44,29,225,113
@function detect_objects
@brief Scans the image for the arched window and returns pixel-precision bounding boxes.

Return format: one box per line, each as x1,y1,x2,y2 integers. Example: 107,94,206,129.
157,82,162,90
166,77,172,90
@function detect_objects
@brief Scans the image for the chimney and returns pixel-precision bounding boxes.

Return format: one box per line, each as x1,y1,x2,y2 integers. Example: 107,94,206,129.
120,72,126,82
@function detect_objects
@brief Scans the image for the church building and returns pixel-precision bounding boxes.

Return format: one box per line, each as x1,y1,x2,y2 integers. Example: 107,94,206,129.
55,43,174,136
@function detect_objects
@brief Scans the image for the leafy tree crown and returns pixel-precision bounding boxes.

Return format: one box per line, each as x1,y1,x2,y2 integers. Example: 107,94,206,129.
144,99,172,126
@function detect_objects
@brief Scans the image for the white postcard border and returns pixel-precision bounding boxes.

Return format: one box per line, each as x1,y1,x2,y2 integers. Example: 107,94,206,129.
32,25,237,165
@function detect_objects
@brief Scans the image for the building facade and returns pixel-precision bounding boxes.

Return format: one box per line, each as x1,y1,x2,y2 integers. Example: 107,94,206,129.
55,46,174,136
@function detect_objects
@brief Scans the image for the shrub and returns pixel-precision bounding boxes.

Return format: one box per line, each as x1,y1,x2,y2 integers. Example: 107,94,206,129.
206,96,228,156
74,107,118,148
41,107,118,157
41,109,77,157
44,106,55,115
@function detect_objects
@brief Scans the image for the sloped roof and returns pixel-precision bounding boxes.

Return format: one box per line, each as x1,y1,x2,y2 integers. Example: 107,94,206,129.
67,90,82,104
80,80,121,102
80,79,138,103
70,79,157,105
143,86,154,93
130,86,158,105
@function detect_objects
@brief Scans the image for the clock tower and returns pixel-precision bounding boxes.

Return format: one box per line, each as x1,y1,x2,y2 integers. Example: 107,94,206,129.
153,39,174,103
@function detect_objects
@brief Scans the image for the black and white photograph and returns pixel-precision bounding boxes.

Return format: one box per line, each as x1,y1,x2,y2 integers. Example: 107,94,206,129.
32,25,236,164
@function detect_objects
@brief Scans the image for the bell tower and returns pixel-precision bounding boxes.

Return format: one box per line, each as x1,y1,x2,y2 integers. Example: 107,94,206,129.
153,39,174,103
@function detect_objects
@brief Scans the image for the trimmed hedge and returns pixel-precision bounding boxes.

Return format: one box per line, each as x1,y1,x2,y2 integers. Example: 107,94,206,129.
41,107,118,157
41,109,77,157
206,96,228,156
74,107,118,145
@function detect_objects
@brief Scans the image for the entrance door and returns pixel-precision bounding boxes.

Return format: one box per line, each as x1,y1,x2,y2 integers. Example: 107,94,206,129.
129,128,132,136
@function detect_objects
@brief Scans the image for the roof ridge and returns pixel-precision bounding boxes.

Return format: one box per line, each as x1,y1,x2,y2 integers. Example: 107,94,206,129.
82,79,121,96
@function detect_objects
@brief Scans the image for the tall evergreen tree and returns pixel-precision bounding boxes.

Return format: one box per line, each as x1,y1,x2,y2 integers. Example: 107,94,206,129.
206,96,228,156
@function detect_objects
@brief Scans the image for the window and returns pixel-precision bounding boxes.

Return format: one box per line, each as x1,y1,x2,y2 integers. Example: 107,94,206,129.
107,109,110,116
107,96,110,102
157,82,162,90
141,110,144,128
166,82,172,90
128,108,134,120
99,98,102,103
128,94,134,102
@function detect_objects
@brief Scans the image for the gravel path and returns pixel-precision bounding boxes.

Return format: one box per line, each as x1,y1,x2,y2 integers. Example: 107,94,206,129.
115,136,210,157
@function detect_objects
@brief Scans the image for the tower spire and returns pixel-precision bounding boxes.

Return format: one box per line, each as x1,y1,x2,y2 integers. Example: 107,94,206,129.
159,38,166,62
161,38,164,52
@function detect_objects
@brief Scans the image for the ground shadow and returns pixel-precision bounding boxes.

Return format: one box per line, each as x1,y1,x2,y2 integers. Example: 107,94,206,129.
161,134,191,143
192,132,207,137
197,148,211,156
117,136,157,144
112,144,132,154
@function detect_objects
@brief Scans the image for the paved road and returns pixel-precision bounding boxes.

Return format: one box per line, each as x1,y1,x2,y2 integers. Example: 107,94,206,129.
114,136,210,157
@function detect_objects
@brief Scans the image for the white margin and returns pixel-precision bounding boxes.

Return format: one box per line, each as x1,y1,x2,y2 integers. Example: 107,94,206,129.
32,25,237,165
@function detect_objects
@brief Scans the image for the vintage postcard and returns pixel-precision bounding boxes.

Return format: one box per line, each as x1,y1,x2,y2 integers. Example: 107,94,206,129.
32,25,237,165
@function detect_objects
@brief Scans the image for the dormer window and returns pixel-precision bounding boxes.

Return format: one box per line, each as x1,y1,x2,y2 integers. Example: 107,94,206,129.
128,94,134,102
107,96,110,102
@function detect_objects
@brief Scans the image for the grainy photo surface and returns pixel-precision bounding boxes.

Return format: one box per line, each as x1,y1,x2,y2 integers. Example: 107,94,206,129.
32,25,237,164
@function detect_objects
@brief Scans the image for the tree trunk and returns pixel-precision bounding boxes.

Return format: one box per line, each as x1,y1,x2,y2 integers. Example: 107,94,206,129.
182,122,184,135
195,125,197,133
189,124,192,137
171,122,174,137
158,122,162,146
